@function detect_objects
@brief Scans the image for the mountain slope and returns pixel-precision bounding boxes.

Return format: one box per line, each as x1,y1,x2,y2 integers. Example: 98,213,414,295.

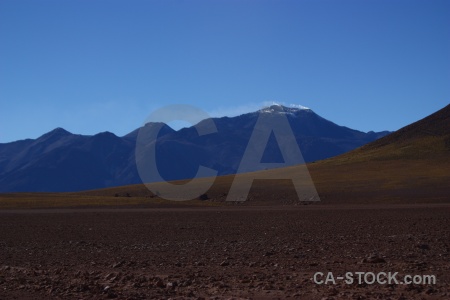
0,105,389,192
300,103,449,203
327,104,450,163
0,131,134,192
144,105,390,181
80,103,450,205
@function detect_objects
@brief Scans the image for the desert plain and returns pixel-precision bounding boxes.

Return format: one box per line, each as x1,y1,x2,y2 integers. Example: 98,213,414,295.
0,204,449,300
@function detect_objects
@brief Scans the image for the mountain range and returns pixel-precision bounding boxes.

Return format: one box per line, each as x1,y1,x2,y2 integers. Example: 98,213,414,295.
77,103,449,205
0,105,390,192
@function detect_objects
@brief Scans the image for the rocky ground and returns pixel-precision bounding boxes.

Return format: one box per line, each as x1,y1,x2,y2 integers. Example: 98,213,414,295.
0,205,449,299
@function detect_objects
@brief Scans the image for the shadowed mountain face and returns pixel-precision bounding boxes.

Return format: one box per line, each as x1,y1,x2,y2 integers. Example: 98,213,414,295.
0,105,390,192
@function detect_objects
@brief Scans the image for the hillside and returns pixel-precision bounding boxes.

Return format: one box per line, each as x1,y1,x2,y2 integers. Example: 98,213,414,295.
0,105,389,192
329,104,450,163
1,104,448,207
78,103,450,205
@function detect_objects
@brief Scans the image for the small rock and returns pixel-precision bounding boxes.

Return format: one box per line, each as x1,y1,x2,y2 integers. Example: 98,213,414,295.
417,244,430,250
155,279,165,288
362,254,386,263
220,261,229,267
112,261,125,268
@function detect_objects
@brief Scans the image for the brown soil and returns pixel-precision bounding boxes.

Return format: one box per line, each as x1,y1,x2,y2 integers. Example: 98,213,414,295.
0,204,449,299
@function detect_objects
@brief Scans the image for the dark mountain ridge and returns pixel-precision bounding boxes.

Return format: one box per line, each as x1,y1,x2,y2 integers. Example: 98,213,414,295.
0,105,390,192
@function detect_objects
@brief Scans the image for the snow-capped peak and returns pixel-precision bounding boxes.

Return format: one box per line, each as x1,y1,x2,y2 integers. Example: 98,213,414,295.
259,103,312,114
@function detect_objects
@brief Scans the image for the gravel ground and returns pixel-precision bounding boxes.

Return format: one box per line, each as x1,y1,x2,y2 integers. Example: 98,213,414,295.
0,205,449,299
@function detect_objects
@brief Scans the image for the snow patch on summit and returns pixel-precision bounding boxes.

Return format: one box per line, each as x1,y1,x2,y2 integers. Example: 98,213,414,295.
259,102,312,115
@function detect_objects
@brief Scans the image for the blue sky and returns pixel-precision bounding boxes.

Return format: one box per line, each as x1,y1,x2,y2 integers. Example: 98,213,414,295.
1,0,449,142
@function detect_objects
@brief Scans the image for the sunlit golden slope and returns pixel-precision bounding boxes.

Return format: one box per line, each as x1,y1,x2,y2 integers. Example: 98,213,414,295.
305,103,450,203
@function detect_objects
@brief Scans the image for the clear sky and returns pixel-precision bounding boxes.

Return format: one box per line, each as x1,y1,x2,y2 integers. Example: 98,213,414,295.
1,0,449,142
